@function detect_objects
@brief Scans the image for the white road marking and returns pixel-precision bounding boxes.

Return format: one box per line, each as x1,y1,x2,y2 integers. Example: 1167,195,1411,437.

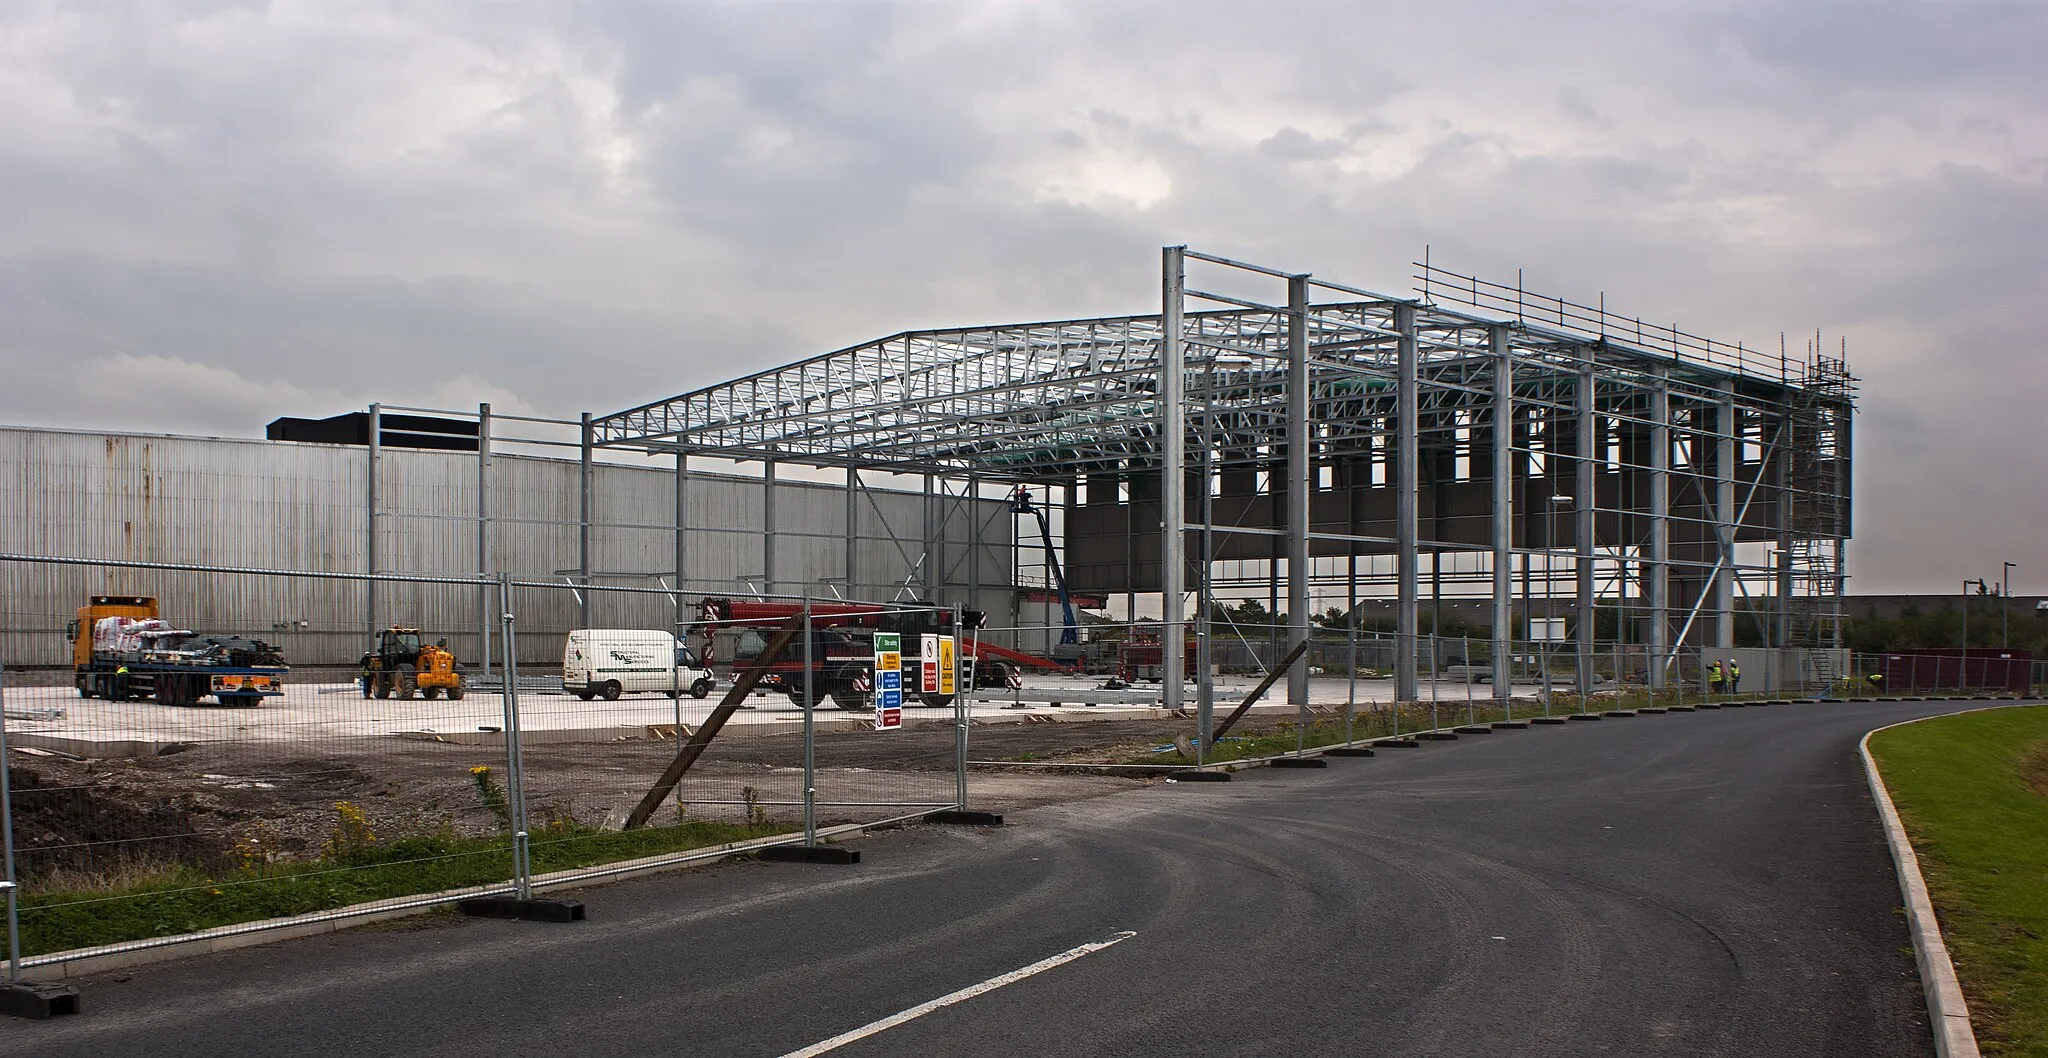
776,931,1139,1058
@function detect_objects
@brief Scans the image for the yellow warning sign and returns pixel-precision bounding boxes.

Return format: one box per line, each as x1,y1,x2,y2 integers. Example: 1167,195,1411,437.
938,636,956,695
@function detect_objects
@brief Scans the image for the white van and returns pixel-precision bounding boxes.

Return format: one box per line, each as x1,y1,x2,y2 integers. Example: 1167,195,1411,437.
563,629,716,701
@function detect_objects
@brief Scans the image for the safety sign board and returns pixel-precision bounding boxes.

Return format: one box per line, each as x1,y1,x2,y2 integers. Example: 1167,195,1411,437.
920,634,939,694
873,632,902,731
938,636,956,696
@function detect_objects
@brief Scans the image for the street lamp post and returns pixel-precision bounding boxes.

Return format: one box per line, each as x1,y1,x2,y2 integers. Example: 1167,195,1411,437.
2003,561,2016,648
1963,577,1986,691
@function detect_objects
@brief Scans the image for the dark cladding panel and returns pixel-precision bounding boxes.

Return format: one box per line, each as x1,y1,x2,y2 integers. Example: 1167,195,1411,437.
266,412,480,452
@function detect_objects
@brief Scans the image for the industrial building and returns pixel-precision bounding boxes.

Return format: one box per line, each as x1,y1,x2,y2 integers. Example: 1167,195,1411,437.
0,422,1014,670
3,248,1854,722
593,248,1854,732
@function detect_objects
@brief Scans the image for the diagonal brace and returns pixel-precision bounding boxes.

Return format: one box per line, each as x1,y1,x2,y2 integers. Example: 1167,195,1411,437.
625,614,805,830
1210,637,1311,743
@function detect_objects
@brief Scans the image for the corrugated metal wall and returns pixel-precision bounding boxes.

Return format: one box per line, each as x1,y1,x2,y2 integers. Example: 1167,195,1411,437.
0,427,1014,669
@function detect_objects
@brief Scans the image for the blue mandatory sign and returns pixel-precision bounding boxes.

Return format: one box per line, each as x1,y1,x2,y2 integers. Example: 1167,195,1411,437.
880,669,902,691
878,688,903,710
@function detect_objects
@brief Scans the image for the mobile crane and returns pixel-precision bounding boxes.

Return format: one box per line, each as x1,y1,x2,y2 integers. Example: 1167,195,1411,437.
1011,485,1079,649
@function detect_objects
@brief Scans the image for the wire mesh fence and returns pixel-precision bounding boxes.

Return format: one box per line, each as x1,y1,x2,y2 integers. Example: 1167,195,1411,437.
0,558,977,974
0,559,528,971
1836,651,2039,697
7,554,2028,976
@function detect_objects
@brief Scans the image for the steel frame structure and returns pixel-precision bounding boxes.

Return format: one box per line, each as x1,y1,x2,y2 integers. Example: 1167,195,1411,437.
594,247,1854,729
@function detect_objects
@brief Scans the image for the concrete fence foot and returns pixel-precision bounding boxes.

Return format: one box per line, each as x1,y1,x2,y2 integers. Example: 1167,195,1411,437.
0,982,81,1020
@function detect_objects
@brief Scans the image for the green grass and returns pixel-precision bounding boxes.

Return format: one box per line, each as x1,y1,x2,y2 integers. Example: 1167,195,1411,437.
1869,704,2048,1055
1114,695,1577,766
17,818,796,958
1097,686,1796,768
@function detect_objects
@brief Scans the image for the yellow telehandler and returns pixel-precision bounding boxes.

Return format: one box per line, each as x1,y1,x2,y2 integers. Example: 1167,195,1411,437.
359,627,466,700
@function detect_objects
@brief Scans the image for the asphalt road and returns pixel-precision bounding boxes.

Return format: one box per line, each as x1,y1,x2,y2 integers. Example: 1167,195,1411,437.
9,699,1991,1057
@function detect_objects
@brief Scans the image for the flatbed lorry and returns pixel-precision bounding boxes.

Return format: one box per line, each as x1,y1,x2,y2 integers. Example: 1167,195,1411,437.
67,595,289,707
692,598,1039,711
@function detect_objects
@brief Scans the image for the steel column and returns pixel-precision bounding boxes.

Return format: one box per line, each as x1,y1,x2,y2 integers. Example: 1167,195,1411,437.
1395,302,1420,704
366,402,380,645
578,410,593,629
1196,357,1216,756
1577,368,1597,697
953,612,968,809
478,402,492,677
845,466,859,599
802,601,815,843
1490,327,1514,698
1776,420,1793,648
1832,538,1847,650
1,665,22,981
968,475,982,608
1714,382,1737,648
675,448,689,628
922,473,937,604
497,579,533,898
763,459,778,596
1286,273,1311,707
1161,246,1187,719
1648,372,1670,687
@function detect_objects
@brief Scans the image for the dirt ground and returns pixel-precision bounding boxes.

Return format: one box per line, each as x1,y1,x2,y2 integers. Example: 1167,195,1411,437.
6,712,1308,886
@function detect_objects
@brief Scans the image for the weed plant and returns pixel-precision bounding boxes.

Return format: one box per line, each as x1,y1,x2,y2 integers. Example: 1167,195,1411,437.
17,804,794,958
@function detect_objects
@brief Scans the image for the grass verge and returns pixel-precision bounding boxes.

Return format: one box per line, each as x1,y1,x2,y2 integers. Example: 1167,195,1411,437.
17,819,796,958
1868,704,2048,1054
1112,696,1570,766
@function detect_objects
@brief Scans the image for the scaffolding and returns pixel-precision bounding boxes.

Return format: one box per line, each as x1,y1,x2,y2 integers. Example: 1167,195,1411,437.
592,246,1856,716
1784,346,1856,659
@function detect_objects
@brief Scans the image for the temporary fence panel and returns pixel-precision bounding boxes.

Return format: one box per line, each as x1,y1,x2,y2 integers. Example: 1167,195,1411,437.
499,584,967,852
0,558,520,970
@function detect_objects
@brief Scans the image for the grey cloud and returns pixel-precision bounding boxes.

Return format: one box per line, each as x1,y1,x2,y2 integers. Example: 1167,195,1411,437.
1706,0,2048,96
0,254,800,424
1257,127,1348,162
0,0,2042,591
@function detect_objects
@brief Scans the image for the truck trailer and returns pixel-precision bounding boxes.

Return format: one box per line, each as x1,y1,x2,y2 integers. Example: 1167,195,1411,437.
67,596,289,707
690,598,1037,711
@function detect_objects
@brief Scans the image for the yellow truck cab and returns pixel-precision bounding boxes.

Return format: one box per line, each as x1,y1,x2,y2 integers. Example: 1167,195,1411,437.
66,596,159,671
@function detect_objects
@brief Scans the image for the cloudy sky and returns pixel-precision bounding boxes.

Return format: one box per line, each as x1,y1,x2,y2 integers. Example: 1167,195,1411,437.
1,0,2042,594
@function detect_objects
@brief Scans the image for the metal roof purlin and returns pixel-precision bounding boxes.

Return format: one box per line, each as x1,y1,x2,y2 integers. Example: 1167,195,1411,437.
592,249,1847,483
